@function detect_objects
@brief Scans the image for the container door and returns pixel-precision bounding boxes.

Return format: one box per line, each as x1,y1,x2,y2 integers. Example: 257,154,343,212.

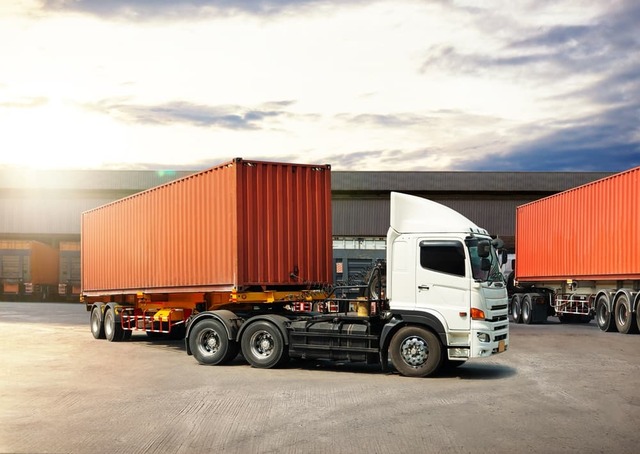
415,239,471,331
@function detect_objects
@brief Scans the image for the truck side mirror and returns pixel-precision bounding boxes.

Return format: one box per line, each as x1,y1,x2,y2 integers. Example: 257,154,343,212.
477,240,491,258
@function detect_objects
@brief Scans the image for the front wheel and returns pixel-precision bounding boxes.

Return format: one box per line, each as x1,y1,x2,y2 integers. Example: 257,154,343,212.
389,326,443,378
189,319,238,365
241,321,288,369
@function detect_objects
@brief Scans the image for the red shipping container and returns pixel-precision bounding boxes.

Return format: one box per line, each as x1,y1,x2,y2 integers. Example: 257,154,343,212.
81,159,332,295
516,166,640,282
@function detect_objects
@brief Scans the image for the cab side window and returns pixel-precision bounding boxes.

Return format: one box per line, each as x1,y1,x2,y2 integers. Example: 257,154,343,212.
419,241,465,277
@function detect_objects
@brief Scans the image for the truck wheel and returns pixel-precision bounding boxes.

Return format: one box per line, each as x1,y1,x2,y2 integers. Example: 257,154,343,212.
389,326,442,378
104,307,125,342
241,321,288,369
596,295,616,332
511,295,522,323
189,319,237,365
90,306,105,340
614,294,637,334
521,295,533,325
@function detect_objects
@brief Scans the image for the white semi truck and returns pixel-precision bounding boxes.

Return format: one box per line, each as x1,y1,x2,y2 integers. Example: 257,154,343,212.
185,192,509,377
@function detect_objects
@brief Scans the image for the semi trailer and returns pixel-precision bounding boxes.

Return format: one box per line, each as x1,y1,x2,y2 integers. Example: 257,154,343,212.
510,166,640,333
83,158,509,377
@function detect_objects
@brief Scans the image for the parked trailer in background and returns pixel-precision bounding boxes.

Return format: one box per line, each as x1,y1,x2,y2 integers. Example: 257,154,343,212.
58,241,81,302
512,166,640,333
84,158,509,377
0,240,58,301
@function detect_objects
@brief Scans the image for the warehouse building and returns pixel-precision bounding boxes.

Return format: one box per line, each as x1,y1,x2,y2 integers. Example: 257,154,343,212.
0,165,612,300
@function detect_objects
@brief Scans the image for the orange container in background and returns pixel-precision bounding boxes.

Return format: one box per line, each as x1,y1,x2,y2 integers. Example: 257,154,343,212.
516,167,640,282
0,240,59,285
81,159,333,295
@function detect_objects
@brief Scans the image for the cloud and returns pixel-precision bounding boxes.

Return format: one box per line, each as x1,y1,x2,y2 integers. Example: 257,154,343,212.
88,99,295,129
458,104,640,172
0,97,48,109
39,0,355,18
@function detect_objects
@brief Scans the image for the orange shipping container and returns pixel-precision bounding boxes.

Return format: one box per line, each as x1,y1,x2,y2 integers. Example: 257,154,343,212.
81,159,333,295
516,166,640,282
0,240,59,284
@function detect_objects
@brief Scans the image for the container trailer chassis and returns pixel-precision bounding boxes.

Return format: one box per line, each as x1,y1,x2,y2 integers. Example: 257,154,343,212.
510,282,640,334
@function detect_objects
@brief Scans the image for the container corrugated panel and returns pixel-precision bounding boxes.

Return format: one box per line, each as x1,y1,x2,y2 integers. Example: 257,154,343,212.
0,240,59,284
516,167,640,282
81,159,333,294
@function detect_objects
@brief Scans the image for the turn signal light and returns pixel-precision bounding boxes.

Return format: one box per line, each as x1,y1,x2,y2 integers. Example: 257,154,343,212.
471,308,485,320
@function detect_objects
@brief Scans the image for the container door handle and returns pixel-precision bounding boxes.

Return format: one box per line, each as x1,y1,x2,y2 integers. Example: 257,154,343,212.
418,285,430,291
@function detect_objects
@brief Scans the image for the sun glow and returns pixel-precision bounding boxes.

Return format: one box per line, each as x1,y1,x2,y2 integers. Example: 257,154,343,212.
0,100,128,169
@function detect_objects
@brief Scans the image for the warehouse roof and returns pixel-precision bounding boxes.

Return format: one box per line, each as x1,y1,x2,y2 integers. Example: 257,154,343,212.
331,171,613,193
0,168,613,193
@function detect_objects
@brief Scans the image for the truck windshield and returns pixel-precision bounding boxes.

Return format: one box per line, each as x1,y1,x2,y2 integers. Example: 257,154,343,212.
467,242,505,284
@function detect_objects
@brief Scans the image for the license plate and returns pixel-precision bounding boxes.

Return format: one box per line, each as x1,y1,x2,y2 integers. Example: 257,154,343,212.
498,340,505,352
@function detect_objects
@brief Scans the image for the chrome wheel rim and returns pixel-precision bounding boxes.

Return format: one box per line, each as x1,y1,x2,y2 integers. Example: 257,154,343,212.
400,336,428,368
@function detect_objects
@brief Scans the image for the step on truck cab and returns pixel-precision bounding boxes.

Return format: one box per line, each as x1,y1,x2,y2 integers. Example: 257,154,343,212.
186,192,509,377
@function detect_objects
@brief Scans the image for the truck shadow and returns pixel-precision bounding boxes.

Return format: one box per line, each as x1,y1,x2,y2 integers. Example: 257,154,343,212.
436,363,516,380
126,336,517,379
287,359,516,379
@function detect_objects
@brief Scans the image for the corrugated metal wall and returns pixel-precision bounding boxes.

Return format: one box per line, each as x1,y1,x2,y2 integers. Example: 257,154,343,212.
332,197,535,243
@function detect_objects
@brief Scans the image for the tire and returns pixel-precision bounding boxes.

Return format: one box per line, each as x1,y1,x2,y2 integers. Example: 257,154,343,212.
189,319,237,365
389,326,443,378
511,295,522,324
596,295,616,332
521,294,533,325
90,306,105,340
241,321,288,369
104,307,125,342
636,301,640,333
614,294,637,334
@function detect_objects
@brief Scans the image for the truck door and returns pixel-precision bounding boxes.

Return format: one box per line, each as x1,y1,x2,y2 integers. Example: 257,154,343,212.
415,240,471,331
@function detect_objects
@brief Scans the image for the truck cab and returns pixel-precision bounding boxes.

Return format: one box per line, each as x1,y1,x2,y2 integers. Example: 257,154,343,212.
386,192,509,363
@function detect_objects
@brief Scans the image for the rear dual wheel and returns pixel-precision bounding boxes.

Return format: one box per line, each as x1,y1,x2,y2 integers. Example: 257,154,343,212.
521,294,533,325
596,295,617,332
90,307,105,339
189,319,239,365
614,294,638,334
511,295,522,324
241,321,289,369
104,307,130,342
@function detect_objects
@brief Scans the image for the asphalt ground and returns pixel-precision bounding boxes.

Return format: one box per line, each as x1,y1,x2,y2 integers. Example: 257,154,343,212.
1,302,639,454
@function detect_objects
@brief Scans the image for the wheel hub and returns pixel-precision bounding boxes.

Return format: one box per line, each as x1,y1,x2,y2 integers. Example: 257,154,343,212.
253,332,274,357
202,331,219,353
401,337,428,367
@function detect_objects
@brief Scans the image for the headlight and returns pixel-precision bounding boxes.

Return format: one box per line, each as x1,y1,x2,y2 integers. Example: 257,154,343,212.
477,332,490,343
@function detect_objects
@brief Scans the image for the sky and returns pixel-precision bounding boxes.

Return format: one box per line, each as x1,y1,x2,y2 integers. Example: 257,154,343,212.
0,0,638,172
